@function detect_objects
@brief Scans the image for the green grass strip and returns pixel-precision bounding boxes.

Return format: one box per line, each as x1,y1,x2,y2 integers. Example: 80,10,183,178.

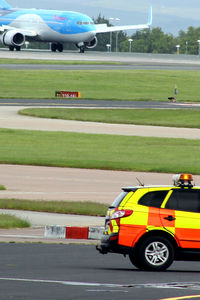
0,199,108,217
0,58,122,65
0,128,200,174
0,214,30,229
20,108,200,129
0,69,200,101
0,185,6,191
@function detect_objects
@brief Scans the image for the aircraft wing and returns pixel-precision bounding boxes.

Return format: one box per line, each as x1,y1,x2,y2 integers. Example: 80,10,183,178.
0,25,38,37
95,23,149,33
95,6,152,33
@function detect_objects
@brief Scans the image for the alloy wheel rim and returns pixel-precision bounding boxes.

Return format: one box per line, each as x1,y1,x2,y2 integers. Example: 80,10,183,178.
145,241,169,266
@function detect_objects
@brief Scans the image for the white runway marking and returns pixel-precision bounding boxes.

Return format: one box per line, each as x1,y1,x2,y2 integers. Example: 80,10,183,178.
0,278,200,291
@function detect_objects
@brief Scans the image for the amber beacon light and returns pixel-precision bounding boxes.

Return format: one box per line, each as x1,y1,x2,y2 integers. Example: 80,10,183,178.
173,173,194,187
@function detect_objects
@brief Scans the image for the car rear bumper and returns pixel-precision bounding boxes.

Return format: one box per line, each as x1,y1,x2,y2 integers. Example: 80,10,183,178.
96,233,131,255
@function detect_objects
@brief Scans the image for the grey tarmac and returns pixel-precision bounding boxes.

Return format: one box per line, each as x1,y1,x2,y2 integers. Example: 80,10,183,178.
1,106,200,139
0,243,200,300
1,49,200,65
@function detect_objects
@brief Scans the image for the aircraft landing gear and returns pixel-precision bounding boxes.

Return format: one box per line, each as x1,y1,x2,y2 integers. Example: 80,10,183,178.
51,43,64,52
9,46,21,51
76,42,86,53
57,43,63,52
79,46,85,53
9,46,14,51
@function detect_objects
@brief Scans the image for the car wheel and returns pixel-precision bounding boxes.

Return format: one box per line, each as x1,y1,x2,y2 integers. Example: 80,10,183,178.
129,251,144,269
132,236,174,271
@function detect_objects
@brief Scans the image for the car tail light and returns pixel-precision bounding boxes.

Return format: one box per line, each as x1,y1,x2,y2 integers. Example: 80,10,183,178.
111,210,133,220
109,235,118,241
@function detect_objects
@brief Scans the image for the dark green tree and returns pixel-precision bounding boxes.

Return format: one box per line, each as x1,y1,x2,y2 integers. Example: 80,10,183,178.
120,28,177,54
93,14,127,52
177,26,200,54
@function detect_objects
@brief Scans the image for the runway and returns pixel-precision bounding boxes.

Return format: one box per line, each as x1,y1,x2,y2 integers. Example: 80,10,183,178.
1,98,200,109
1,48,200,63
2,62,200,71
1,49,200,71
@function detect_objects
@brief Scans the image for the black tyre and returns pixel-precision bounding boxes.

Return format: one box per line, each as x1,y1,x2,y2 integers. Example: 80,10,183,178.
129,251,144,270
79,46,85,53
57,43,63,52
131,236,174,271
51,43,57,52
9,46,14,51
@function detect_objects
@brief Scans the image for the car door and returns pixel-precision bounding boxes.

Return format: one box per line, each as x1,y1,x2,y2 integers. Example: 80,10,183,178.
160,189,200,249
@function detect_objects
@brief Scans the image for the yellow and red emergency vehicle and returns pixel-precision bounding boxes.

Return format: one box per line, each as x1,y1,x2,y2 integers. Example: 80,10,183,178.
97,174,200,271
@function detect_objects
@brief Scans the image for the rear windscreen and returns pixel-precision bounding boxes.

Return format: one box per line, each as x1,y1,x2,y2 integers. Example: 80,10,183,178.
110,191,129,208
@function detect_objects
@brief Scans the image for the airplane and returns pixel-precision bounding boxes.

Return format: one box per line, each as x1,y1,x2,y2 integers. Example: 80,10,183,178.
0,0,152,53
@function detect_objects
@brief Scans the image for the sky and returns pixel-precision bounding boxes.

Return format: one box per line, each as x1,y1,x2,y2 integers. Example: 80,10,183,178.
7,0,200,36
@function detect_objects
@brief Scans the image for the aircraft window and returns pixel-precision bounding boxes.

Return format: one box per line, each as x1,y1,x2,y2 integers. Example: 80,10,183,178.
77,21,94,25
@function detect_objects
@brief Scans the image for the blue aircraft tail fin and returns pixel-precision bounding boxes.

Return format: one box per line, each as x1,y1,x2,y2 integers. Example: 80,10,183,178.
0,0,11,9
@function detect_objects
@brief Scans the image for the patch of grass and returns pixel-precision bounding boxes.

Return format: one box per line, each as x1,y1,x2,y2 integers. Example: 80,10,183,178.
0,185,6,191
0,128,200,174
0,58,123,65
0,69,200,101
19,108,200,129
0,199,108,217
0,214,30,229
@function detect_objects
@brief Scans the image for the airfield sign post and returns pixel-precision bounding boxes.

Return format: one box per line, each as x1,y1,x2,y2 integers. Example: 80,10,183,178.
176,45,180,55
128,39,133,52
197,40,200,57
109,17,114,52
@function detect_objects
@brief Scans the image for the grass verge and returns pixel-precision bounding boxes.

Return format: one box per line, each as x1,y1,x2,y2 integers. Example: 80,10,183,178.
0,185,6,191
0,199,108,217
0,128,200,174
19,108,200,129
0,58,123,65
1,69,200,101
0,214,30,229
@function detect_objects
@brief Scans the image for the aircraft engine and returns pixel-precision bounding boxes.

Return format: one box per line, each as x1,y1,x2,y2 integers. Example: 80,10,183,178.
84,36,98,49
1,30,25,47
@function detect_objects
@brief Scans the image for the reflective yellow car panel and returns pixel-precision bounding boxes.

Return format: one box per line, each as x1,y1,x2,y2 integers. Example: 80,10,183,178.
175,210,200,229
120,205,149,226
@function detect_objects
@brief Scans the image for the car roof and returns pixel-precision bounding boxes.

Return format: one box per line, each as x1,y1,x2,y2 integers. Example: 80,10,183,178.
122,185,200,192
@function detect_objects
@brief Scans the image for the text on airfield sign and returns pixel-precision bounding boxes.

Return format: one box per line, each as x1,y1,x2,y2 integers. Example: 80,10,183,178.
55,91,81,98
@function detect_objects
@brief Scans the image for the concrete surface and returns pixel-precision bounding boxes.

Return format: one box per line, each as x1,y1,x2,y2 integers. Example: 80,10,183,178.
1,49,200,65
2,164,199,203
1,106,200,139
